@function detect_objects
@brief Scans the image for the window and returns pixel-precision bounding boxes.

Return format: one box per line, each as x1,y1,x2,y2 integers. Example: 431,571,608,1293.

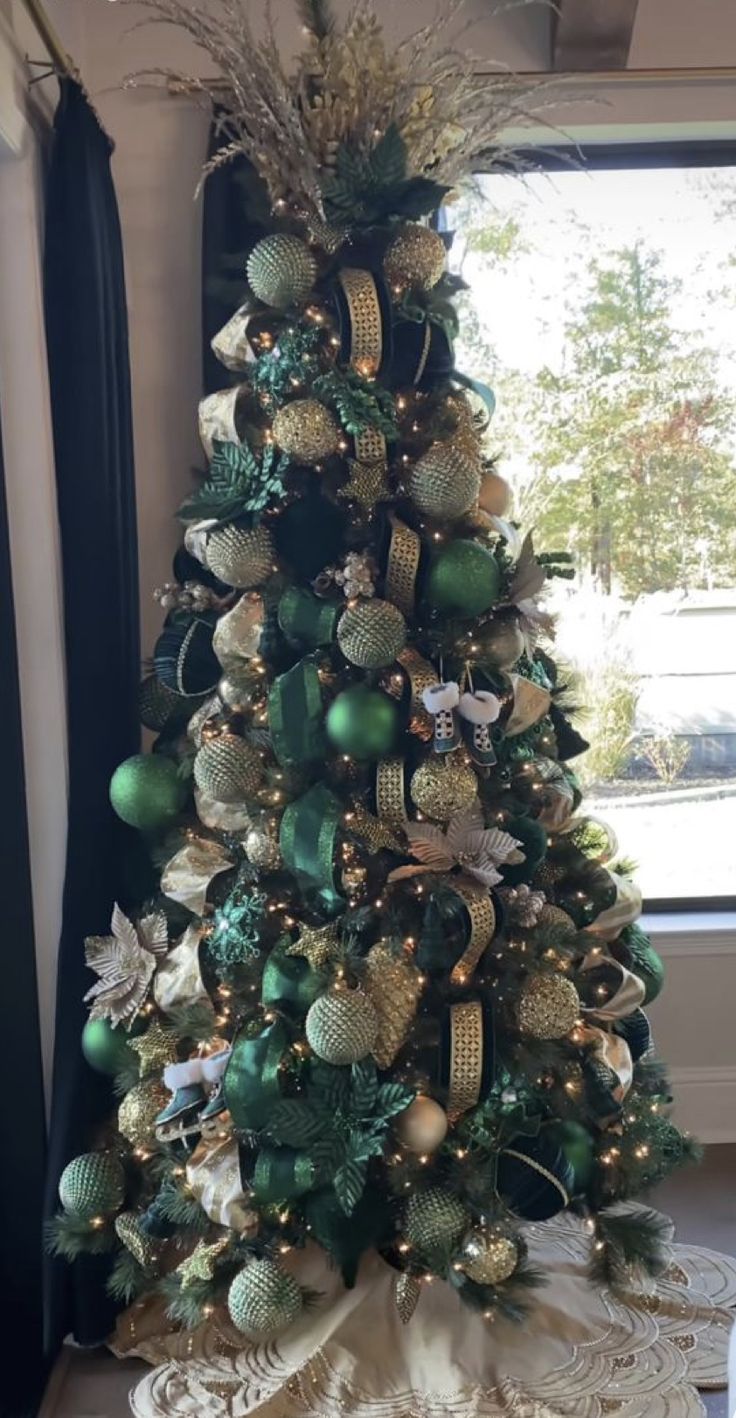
451,152,736,907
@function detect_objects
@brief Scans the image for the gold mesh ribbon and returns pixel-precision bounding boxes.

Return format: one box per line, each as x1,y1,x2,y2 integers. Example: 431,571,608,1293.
338,268,383,376
447,875,496,986
354,426,387,464
447,1000,484,1122
386,515,421,617
376,757,407,831
396,646,437,742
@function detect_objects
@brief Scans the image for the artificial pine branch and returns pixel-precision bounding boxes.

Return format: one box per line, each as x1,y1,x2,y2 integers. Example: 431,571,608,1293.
44,1214,116,1260
156,1181,211,1233
591,1206,672,1288
107,1248,149,1303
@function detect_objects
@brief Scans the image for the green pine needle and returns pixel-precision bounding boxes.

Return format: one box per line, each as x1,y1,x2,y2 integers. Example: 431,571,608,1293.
107,1247,149,1303
44,1213,116,1260
591,1205,672,1288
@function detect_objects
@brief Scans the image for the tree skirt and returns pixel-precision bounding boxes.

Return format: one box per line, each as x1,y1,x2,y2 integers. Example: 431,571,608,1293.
115,1212,736,1418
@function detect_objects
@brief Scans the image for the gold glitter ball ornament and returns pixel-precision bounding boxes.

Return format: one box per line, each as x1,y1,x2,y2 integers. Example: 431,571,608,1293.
478,471,511,518
245,825,282,870
246,234,317,310
395,1095,448,1153
517,972,581,1040
117,1079,168,1149
58,1151,125,1219
410,756,477,821
364,943,423,1068
228,1258,303,1335
205,524,275,589
459,1227,519,1285
384,223,446,292
337,598,407,669
408,438,482,521
404,1187,468,1261
193,733,264,804
305,987,378,1065
272,399,340,464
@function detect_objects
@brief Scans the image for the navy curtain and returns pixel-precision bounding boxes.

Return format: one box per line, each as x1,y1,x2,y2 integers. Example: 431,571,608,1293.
42,77,140,1356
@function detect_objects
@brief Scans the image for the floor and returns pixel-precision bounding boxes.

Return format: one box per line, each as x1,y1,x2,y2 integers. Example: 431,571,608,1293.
41,1146,736,1418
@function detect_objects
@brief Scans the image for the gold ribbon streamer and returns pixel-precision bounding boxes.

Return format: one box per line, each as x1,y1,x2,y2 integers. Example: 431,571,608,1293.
447,875,496,987
198,383,248,460
581,952,647,1022
386,515,421,618
587,873,643,941
396,646,436,742
576,1024,634,1104
354,426,387,465
446,999,484,1121
210,305,253,373
154,923,210,1013
186,1133,259,1234
376,757,407,831
160,839,234,916
338,268,383,375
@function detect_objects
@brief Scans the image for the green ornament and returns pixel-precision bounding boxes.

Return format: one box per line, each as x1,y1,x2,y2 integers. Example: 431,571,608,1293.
227,1258,303,1335
109,754,186,832
326,687,398,759
246,234,317,310
426,540,501,617
82,1017,137,1076
500,815,547,887
58,1151,125,1220
403,1187,468,1263
620,925,665,1004
546,1121,594,1193
261,937,325,1015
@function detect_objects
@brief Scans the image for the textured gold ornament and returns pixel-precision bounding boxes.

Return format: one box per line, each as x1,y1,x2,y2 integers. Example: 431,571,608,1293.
396,646,436,741
376,757,407,831
363,943,423,1068
177,1236,231,1289
117,1080,168,1149
272,399,340,464
115,1212,160,1272
337,598,407,669
395,1094,448,1152
347,801,405,853
338,458,390,510
245,825,282,870
128,1020,179,1076
404,1188,468,1259
410,756,477,821
246,234,317,309
285,920,341,971
518,973,581,1040
394,1270,422,1324
447,877,497,986
138,675,183,732
305,987,378,1065
384,224,446,292
536,904,577,938
446,1000,484,1122
337,268,383,375
385,515,421,617
459,1228,519,1285
206,524,275,589
408,438,481,520
193,733,264,804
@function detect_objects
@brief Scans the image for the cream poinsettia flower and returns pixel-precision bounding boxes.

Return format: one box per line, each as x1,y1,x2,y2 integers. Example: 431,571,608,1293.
84,904,169,1027
388,804,525,888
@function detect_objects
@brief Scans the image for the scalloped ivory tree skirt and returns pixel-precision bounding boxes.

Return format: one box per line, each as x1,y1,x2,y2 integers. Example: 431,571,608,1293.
114,1211,736,1418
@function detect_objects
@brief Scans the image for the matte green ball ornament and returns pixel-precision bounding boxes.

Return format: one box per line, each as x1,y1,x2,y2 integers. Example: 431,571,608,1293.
82,1018,137,1076
404,1187,468,1262
305,987,378,1065
228,1258,303,1335
246,234,317,310
109,755,187,832
337,599,406,669
58,1152,125,1220
326,687,398,759
426,540,501,617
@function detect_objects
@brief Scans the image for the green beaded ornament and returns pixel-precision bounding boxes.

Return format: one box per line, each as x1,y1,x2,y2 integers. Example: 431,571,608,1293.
109,755,187,833
305,988,378,1065
426,540,501,617
326,687,398,759
403,1187,468,1262
228,1258,303,1335
246,234,317,310
58,1152,125,1220
82,1017,137,1076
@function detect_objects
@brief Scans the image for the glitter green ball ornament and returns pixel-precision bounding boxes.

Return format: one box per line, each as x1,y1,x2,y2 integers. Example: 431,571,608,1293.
404,1187,468,1262
459,1227,519,1285
205,524,275,589
326,687,398,759
517,972,581,1040
193,733,264,804
384,223,446,292
246,234,317,310
337,599,406,669
272,399,340,464
426,540,501,617
82,1017,137,1076
228,1258,303,1335
305,987,378,1065
408,439,481,521
58,1152,125,1220
109,754,187,833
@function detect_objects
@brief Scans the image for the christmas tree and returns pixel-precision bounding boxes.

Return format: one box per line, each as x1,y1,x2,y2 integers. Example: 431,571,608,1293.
49,0,699,1357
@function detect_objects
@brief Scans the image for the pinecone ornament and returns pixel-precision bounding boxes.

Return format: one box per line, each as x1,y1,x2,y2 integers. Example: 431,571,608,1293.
404,1188,468,1262
363,943,424,1067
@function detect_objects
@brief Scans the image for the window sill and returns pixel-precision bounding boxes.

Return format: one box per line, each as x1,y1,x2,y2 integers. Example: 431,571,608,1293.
641,911,736,956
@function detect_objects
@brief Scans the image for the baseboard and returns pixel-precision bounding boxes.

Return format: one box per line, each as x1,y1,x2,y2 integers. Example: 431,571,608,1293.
668,1065,736,1143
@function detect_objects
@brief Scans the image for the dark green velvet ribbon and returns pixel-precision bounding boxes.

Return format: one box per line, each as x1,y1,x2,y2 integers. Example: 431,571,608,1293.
223,1018,289,1133
252,1146,315,1202
268,658,326,766
279,782,343,912
278,587,339,650
261,936,325,1016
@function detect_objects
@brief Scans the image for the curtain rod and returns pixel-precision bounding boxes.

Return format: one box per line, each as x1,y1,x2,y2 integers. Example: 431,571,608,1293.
21,0,77,77
167,64,736,96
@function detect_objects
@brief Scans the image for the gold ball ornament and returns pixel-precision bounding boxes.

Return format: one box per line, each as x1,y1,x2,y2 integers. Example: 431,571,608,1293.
517,972,581,1040
245,825,282,870
535,904,577,938
246,234,317,310
459,1228,519,1285
117,1080,168,1149
193,733,264,804
384,223,446,292
218,665,261,713
410,756,477,821
395,1095,448,1153
337,598,407,669
272,399,340,464
205,524,275,589
408,438,481,521
305,987,378,1065
477,471,511,518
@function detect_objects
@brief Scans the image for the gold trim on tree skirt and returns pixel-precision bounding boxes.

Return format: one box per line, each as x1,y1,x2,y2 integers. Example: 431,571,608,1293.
118,1213,736,1417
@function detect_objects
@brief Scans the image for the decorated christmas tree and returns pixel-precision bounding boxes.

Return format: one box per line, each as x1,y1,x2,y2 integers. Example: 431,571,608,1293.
49,0,709,1395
